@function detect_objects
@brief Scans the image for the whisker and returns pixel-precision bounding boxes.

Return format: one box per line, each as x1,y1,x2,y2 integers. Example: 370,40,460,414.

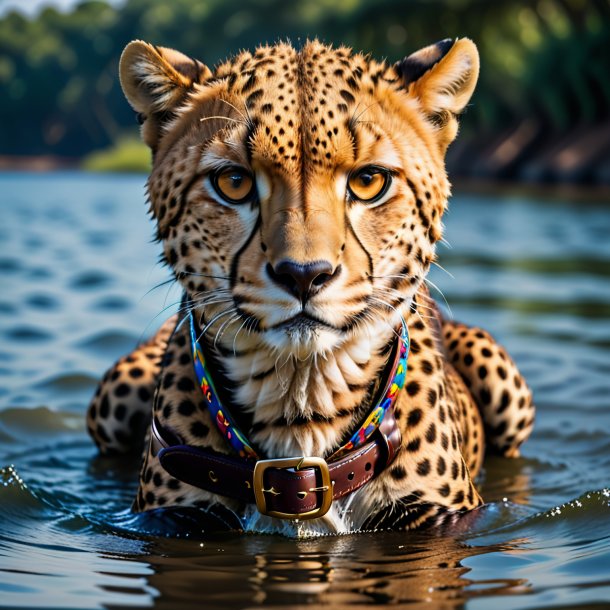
424,277,452,318
217,97,250,124
174,311,192,334
161,279,175,309
374,288,437,314
439,237,451,248
177,270,231,282
431,260,454,279
142,276,177,297
199,115,246,126
366,297,408,343
214,313,242,348
232,315,252,355
200,307,236,340
351,100,380,125
139,297,193,344
191,296,233,309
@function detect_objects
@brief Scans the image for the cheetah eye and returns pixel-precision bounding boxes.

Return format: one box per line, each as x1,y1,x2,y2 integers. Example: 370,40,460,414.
212,167,255,204
347,166,391,203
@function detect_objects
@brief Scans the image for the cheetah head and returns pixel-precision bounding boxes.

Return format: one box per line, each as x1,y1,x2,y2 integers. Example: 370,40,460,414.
120,39,478,358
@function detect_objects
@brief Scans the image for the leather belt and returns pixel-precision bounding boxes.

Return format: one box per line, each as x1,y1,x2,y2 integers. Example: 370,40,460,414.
151,409,402,520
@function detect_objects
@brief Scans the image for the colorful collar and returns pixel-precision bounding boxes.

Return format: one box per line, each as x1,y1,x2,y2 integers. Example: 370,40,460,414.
189,312,409,462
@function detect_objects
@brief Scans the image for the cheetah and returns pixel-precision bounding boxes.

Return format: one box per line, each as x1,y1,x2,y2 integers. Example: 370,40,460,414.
87,38,535,534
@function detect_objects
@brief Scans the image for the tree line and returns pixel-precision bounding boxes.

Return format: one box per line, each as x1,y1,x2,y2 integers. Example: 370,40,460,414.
1,0,608,182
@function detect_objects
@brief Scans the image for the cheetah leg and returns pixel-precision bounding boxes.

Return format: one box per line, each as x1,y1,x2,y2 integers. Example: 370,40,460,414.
87,315,178,455
441,320,535,457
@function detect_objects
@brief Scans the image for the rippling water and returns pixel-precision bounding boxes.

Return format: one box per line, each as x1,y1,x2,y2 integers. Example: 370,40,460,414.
1,172,609,609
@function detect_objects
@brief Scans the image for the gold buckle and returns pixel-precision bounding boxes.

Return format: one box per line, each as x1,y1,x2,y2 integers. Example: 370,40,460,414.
253,457,333,520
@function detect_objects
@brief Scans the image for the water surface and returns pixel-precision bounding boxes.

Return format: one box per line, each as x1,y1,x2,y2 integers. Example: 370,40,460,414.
1,173,609,609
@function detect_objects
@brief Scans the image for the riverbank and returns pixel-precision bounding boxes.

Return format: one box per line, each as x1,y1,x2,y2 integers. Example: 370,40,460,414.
448,120,610,189
2,128,609,202
0,155,79,172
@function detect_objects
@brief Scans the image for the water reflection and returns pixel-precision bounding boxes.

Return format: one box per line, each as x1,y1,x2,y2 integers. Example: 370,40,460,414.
127,530,529,609
478,455,534,507
0,454,539,610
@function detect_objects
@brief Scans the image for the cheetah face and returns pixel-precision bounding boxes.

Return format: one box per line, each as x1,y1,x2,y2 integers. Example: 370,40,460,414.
120,39,478,357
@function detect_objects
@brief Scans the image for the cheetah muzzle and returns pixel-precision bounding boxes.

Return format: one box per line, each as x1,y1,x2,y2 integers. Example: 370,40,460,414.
87,37,535,535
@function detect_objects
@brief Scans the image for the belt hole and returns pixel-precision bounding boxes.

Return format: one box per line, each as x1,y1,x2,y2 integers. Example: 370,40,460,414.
245,480,251,488
209,470,219,483
347,472,355,481
297,491,308,499
365,462,372,471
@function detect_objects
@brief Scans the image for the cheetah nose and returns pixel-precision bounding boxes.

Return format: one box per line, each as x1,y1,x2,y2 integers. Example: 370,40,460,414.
266,260,340,303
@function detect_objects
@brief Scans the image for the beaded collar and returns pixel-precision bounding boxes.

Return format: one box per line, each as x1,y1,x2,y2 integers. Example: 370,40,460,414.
189,312,409,461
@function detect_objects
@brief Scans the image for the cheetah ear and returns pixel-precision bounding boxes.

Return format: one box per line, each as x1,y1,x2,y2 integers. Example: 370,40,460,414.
119,40,212,149
395,38,479,151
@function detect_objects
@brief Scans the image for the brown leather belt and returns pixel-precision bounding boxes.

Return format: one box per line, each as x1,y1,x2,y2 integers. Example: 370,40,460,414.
151,410,402,520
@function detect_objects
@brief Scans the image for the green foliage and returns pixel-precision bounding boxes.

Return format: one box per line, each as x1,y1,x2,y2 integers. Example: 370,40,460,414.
0,0,608,164
81,136,150,172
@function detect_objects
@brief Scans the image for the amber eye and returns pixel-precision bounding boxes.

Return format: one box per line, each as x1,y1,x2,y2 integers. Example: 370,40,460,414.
347,166,391,203
212,167,255,203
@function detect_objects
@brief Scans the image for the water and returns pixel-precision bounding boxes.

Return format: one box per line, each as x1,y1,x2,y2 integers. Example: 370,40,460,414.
1,172,609,610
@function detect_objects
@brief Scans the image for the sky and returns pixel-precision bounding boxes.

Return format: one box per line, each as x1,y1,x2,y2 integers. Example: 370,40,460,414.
0,0,124,16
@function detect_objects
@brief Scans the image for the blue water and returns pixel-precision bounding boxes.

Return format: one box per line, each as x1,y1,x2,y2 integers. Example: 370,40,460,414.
1,172,609,609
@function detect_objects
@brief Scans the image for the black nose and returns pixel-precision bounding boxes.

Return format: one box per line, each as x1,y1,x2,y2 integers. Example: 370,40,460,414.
266,260,339,302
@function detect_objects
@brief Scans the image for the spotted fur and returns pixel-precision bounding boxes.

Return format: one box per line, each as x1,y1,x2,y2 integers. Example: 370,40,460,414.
87,38,534,533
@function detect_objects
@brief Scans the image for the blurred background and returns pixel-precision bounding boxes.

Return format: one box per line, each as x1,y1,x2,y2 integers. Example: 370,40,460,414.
0,0,609,187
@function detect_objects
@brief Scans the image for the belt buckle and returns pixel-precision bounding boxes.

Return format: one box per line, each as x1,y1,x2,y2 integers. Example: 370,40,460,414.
253,456,332,520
